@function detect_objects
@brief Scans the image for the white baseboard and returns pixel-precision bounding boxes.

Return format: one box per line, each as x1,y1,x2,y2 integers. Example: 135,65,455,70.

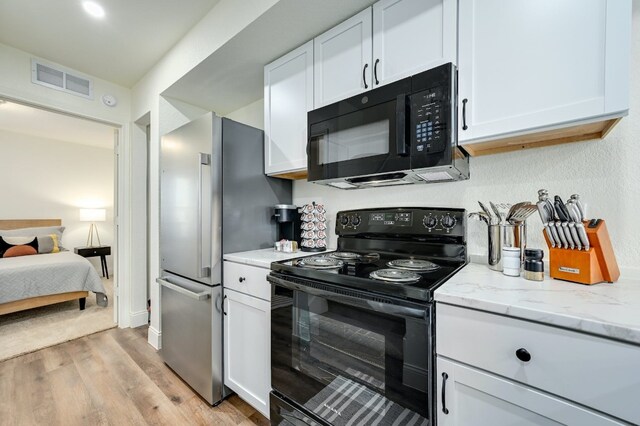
148,326,161,350
129,309,148,328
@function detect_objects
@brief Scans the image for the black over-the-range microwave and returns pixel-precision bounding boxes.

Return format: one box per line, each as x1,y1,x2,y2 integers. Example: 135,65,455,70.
306,63,469,189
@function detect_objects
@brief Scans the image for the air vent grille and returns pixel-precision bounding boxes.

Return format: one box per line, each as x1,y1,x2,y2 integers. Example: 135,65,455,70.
31,59,93,99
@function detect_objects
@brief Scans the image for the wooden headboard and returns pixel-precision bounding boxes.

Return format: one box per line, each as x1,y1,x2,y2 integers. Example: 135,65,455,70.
0,219,62,230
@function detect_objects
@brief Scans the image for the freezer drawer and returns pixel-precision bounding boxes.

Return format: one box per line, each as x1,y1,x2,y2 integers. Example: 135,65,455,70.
158,275,222,405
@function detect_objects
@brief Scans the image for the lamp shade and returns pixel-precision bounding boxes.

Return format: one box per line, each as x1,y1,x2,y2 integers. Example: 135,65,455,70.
79,208,106,222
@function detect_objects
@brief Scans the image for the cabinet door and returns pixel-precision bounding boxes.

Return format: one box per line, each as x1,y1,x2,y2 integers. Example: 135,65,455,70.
458,0,631,143
437,358,623,426
372,0,456,87
314,8,373,108
223,289,271,418
264,41,313,175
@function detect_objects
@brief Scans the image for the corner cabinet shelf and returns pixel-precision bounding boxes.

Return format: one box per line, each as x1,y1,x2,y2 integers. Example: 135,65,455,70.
457,0,631,156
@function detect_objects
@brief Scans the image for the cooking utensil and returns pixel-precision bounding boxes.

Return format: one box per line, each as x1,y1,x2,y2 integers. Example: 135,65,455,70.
507,203,537,224
478,201,497,224
489,202,503,224
469,212,490,225
540,190,564,248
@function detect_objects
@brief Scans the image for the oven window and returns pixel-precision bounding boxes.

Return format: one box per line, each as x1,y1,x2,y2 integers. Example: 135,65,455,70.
272,285,430,426
316,119,390,165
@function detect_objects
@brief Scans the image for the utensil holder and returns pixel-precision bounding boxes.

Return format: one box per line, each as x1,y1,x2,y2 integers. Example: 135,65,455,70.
544,219,619,284
488,223,527,271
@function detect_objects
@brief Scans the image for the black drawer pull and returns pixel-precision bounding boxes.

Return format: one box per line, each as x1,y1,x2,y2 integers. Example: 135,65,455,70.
441,372,449,414
239,277,246,283
223,295,227,316
373,58,380,85
516,348,531,362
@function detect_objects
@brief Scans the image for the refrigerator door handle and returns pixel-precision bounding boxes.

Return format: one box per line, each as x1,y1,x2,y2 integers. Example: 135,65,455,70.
198,152,211,278
157,277,211,301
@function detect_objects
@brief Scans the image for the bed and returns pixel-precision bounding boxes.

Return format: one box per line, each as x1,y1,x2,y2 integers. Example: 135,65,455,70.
0,219,107,315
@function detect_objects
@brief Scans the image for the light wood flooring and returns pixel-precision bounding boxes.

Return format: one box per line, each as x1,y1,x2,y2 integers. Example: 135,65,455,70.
0,326,269,426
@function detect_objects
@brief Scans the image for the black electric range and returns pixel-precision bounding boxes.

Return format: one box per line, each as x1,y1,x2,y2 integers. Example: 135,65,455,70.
269,207,468,426
270,207,467,303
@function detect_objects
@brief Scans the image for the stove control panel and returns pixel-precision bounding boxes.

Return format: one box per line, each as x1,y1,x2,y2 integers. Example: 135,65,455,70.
336,207,465,239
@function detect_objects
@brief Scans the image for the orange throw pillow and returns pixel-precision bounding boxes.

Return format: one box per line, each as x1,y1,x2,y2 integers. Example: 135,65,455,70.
4,245,37,258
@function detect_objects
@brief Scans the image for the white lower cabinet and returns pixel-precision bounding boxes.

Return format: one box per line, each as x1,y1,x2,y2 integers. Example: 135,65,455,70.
223,286,270,418
437,357,623,426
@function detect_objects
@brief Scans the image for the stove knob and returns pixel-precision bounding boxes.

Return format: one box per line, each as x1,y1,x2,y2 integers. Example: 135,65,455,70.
422,215,437,229
339,215,349,226
441,214,456,229
351,215,361,226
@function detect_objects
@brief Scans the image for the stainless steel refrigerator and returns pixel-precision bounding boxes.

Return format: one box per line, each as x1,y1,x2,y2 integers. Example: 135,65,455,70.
158,112,292,405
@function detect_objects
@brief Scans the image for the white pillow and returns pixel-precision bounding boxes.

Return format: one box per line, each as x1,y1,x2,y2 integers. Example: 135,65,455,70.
0,226,66,249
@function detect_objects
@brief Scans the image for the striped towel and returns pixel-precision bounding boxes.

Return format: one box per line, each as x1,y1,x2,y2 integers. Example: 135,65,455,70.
305,375,429,426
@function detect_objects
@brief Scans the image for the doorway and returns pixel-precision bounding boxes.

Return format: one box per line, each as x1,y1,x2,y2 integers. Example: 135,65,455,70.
0,97,120,358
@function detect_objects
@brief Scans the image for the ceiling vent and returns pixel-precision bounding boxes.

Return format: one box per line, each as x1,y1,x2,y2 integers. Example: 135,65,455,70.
31,59,93,99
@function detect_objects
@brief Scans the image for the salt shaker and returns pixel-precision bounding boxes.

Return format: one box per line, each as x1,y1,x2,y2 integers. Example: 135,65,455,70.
502,247,521,277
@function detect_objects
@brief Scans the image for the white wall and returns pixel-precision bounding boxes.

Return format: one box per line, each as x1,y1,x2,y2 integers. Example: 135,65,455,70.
0,129,114,271
293,5,640,274
225,98,264,129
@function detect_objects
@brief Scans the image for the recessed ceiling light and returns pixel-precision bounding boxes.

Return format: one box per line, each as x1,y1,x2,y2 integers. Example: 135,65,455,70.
82,1,105,19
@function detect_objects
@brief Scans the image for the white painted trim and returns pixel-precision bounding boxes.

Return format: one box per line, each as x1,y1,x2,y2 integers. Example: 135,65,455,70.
148,326,162,349
130,310,149,329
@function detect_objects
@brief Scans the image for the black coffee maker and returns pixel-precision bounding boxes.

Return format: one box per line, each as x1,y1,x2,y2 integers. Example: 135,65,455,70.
274,204,301,243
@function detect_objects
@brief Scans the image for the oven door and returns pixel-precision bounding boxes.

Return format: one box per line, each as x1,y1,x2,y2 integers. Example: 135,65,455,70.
307,81,412,183
270,274,433,426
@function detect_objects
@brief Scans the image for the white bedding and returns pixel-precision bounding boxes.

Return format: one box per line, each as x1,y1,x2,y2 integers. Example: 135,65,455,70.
0,252,106,305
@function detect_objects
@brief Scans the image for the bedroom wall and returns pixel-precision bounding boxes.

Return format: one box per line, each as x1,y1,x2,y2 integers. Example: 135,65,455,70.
0,129,115,272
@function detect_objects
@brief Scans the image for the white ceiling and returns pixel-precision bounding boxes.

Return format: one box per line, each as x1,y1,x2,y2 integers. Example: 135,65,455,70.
0,100,115,149
0,0,220,87
164,0,377,114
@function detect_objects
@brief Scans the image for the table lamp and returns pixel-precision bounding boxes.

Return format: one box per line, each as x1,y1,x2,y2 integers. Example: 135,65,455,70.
79,208,106,247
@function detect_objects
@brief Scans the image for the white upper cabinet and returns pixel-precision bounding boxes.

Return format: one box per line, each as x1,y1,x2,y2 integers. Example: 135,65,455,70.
314,8,373,108
264,40,313,176
372,0,457,87
458,0,631,145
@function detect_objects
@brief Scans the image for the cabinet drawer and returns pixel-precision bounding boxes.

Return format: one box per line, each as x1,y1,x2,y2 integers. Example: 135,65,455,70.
223,261,270,301
436,303,640,424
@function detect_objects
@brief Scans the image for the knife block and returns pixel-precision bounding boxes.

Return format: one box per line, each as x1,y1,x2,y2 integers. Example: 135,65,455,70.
543,220,619,285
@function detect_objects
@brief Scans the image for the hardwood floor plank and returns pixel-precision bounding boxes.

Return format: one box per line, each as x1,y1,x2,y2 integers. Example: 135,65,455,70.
85,331,193,425
0,326,269,426
109,326,194,407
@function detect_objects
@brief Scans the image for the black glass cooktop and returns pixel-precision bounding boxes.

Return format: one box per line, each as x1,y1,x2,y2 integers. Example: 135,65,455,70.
270,250,466,303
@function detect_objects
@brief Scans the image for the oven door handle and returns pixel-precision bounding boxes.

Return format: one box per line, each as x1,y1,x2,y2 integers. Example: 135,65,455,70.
269,275,426,319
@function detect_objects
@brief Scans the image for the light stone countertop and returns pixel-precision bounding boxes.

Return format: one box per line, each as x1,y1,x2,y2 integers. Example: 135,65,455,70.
223,247,329,269
435,263,640,345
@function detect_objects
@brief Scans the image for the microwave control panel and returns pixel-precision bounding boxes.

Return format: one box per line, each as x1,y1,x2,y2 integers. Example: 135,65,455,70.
410,87,447,155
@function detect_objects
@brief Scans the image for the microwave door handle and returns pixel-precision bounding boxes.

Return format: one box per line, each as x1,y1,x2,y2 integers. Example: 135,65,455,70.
396,94,408,156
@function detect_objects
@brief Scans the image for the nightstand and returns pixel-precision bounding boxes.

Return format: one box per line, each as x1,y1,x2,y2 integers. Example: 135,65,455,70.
74,246,111,279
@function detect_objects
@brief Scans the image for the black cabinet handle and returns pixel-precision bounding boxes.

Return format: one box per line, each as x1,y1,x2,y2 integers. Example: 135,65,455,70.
223,295,228,316
441,372,449,414
516,348,531,362
462,98,468,130
373,59,380,85
239,277,246,283
363,63,369,89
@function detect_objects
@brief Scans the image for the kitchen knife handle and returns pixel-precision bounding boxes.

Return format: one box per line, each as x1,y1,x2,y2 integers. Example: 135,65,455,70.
569,223,582,250
576,222,590,251
555,222,568,248
549,222,562,248
544,225,556,248
562,223,575,249
462,98,469,130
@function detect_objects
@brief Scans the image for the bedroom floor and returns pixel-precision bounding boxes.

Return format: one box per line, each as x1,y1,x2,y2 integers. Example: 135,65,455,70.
0,277,115,362
0,325,268,426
